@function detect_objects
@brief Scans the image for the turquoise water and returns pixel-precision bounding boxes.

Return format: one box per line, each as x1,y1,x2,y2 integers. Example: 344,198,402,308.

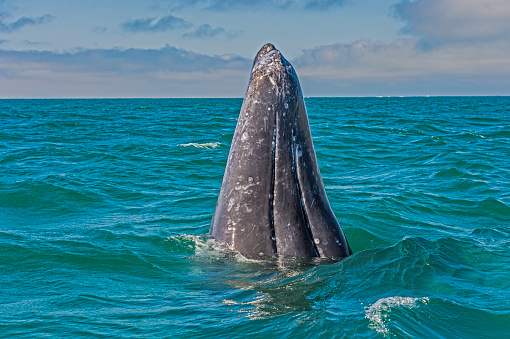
1,97,509,338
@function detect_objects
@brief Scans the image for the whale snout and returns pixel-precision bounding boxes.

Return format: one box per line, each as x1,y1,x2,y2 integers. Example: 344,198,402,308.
252,43,277,67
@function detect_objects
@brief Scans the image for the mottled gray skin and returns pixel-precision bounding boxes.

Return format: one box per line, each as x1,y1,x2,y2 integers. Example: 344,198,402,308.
210,43,351,259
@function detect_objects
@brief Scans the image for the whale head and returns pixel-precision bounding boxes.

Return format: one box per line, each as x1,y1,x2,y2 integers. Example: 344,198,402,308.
210,43,351,260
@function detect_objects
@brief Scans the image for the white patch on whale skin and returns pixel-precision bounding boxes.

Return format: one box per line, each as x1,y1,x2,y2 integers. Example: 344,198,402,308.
227,197,235,211
268,76,276,87
263,116,269,130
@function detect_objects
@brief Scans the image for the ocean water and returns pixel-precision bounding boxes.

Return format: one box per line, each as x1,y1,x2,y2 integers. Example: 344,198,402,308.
1,97,509,338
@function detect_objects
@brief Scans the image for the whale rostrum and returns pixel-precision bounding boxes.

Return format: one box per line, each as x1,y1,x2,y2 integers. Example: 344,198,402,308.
210,43,351,259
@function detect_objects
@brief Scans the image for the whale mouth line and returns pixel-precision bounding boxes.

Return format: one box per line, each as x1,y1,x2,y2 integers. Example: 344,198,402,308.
268,97,319,257
269,103,277,255
291,108,320,257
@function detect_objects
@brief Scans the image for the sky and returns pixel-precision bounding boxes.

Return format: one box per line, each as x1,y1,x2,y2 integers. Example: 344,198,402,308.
1,0,509,98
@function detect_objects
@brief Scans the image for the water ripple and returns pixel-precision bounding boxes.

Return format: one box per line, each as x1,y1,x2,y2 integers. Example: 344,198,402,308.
1,97,509,337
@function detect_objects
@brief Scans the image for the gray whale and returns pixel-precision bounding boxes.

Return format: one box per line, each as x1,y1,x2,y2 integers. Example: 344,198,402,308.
210,43,351,259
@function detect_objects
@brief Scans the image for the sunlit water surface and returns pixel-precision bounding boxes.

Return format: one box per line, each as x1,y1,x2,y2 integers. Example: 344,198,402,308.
1,97,509,338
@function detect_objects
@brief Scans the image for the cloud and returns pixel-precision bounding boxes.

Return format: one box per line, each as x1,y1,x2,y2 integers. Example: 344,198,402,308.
121,14,237,39
303,0,349,10
0,45,251,98
288,1,510,95
292,38,510,96
182,24,237,39
295,38,510,77
0,45,250,73
2,38,509,98
23,40,49,46
121,15,192,33
93,26,108,33
0,14,55,33
170,0,348,11
392,0,510,46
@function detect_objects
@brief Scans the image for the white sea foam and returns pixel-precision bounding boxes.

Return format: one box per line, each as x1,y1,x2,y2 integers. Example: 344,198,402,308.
365,296,429,336
180,233,274,264
178,142,220,149
167,234,229,261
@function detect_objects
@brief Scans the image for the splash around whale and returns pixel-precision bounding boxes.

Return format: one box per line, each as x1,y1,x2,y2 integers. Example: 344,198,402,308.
209,43,351,260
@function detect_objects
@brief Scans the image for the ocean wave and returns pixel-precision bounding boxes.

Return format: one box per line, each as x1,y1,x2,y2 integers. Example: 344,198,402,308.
488,130,510,139
178,142,221,149
2,97,509,338
365,296,429,335
184,234,274,264
166,234,208,256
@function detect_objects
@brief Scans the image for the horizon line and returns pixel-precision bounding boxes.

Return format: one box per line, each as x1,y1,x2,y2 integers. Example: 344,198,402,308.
1,95,509,100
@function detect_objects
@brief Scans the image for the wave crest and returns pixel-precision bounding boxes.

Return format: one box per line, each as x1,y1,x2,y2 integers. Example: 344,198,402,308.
178,142,220,149
365,296,429,336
